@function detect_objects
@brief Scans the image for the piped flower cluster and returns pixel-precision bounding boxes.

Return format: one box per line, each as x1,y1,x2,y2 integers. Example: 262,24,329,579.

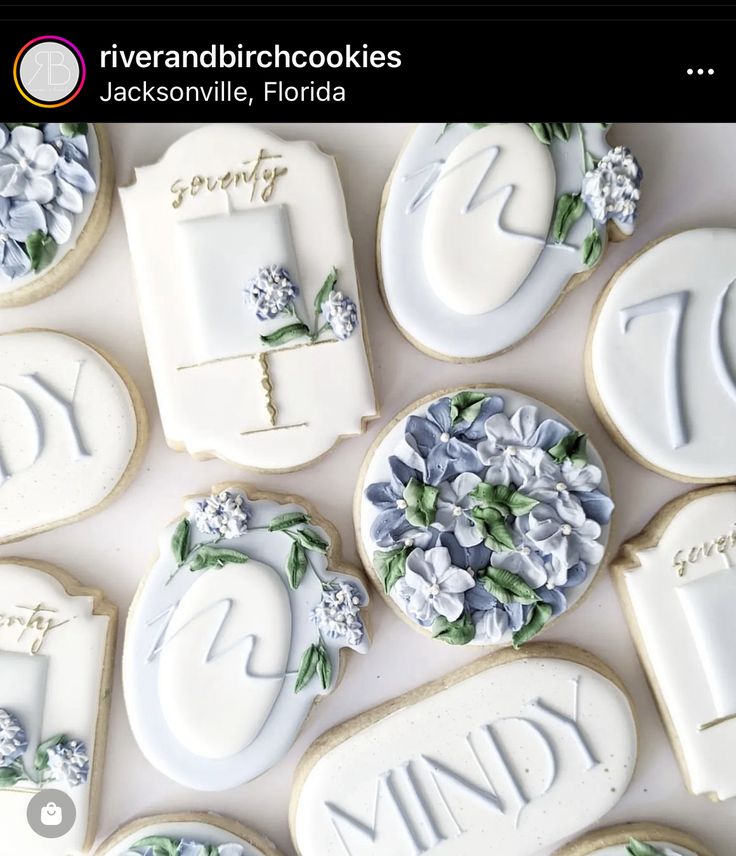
582,145,642,230
0,123,96,280
125,837,247,856
366,392,613,647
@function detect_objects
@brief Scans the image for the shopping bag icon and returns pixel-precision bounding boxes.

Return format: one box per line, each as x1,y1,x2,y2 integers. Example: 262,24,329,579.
40,802,63,826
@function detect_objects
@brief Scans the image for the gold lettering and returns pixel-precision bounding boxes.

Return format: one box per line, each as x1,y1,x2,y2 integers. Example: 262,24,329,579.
674,523,736,576
673,550,686,577
261,166,288,202
170,152,286,208
190,175,205,196
170,179,187,209
0,603,70,655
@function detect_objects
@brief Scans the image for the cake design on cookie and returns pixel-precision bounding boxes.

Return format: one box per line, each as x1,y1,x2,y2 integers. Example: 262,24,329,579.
379,123,642,361
291,645,637,856
614,485,736,801
120,124,376,472
0,329,147,544
0,559,116,856
357,388,612,647
124,484,369,789
588,228,736,482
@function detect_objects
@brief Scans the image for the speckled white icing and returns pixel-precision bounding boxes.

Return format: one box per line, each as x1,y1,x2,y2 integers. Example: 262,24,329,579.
618,487,736,800
590,228,736,480
380,123,613,360
0,330,139,543
0,561,113,856
293,655,637,856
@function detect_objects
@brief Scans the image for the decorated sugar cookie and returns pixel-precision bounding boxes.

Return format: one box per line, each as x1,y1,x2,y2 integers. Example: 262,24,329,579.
379,123,642,361
124,483,370,790
355,387,613,647
120,124,376,472
0,329,147,544
94,812,285,856
291,643,637,856
0,559,116,855
614,485,736,801
588,228,736,482
553,823,715,856
0,123,113,307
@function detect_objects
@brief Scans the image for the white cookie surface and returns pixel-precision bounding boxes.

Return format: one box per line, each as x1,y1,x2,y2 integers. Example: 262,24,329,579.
0,329,141,543
119,124,376,471
590,228,736,481
0,560,115,856
292,650,637,856
615,486,736,801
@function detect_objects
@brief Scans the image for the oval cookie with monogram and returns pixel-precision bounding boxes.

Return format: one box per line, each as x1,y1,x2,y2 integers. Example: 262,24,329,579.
0,329,147,544
0,123,114,308
355,386,613,648
290,644,637,856
119,124,376,472
94,812,285,856
378,123,642,361
0,559,116,856
614,485,736,801
124,483,370,790
553,823,716,856
588,228,736,482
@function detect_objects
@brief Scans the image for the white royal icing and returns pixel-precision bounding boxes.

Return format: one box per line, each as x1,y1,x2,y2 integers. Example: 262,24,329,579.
292,654,637,856
618,487,736,800
124,487,369,790
590,228,736,480
0,561,113,856
0,330,140,543
98,818,269,855
380,123,635,360
120,124,376,471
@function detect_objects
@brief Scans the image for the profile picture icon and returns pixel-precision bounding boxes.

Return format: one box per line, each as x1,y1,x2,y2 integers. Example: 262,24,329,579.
14,36,86,107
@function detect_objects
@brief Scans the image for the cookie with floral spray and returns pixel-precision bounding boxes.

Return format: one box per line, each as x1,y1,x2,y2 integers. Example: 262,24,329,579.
553,822,716,856
0,122,114,307
123,483,370,790
378,122,642,361
355,386,613,647
0,558,116,856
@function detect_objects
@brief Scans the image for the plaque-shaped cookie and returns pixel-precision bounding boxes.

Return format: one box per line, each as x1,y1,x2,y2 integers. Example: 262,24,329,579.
120,124,377,472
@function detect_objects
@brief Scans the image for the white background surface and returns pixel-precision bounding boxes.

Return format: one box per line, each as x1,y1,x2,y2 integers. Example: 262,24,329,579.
0,123,733,855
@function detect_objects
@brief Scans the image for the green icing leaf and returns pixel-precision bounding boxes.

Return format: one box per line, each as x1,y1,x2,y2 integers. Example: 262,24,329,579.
471,505,516,552
269,510,311,531
316,641,333,690
582,228,603,267
132,837,179,856
0,766,22,788
626,840,668,856
449,391,487,426
287,540,308,589
512,602,553,648
60,122,89,137
314,266,338,319
171,518,190,564
295,644,320,692
585,149,599,172
548,430,588,466
551,122,572,141
34,734,63,772
373,547,409,594
468,122,491,129
25,230,57,273
260,322,310,346
527,122,553,145
189,545,249,572
479,566,540,605
471,483,539,517
403,478,439,528
432,612,476,645
552,193,586,244
289,527,328,554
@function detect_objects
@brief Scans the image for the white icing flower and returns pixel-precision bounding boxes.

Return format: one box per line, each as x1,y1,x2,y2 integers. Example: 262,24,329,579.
0,125,59,204
244,265,298,320
193,489,250,539
0,708,27,765
582,145,642,229
526,503,603,584
311,581,366,647
322,290,358,340
433,472,483,547
401,546,475,623
46,738,89,787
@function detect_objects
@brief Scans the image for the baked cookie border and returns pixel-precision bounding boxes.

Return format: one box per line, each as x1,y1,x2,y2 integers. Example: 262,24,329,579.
552,821,716,856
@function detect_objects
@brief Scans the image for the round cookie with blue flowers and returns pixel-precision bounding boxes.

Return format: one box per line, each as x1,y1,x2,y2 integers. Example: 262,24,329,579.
0,122,113,307
355,386,613,647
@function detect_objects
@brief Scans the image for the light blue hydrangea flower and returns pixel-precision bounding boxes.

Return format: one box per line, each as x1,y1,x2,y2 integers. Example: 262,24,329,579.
244,265,299,320
311,581,366,647
526,502,603,584
46,738,89,787
399,546,474,624
582,145,642,229
322,290,358,340
433,472,483,547
0,125,59,204
193,489,249,539
0,196,45,279
0,709,28,765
